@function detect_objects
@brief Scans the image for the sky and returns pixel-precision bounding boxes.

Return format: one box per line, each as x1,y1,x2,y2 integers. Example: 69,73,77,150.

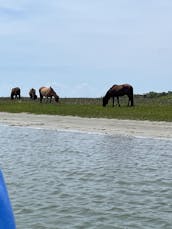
0,0,172,97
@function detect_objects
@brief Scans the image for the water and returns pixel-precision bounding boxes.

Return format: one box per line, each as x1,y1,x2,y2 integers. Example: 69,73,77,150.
0,125,172,229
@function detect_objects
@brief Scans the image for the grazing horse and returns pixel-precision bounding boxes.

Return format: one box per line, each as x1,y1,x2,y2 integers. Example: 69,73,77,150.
39,86,59,103
103,84,134,107
11,87,21,100
29,88,37,100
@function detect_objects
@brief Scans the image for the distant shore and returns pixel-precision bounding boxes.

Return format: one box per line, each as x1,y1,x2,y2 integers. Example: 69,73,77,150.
0,112,172,139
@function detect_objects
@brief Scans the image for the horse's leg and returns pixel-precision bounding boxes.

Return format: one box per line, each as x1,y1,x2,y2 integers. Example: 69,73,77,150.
128,96,131,106
117,96,120,107
128,97,130,106
112,97,114,107
40,94,43,103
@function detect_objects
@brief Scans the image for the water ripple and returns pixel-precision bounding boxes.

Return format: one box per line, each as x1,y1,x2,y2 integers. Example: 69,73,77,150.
0,125,172,228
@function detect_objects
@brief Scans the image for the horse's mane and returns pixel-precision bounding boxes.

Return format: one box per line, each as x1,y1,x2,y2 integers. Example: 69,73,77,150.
110,84,118,89
49,86,56,94
105,84,118,96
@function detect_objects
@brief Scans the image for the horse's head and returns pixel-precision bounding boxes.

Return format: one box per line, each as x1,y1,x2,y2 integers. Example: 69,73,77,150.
55,95,59,103
102,96,108,107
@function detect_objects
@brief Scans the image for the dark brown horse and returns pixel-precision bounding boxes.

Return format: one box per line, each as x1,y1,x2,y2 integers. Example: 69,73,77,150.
39,86,59,103
103,84,134,107
29,88,37,100
11,87,21,100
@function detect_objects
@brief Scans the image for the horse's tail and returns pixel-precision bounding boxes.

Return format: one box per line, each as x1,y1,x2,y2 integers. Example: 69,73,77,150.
39,88,43,103
130,86,134,106
18,89,21,99
11,92,13,100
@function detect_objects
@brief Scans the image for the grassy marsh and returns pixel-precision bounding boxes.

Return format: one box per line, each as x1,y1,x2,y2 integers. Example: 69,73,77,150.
0,94,172,122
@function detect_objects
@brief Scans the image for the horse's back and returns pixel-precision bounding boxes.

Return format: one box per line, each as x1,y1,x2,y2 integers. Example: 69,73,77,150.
123,84,133,90
12,87,20,92
39,86,46,92
110,84,132,93
39,87,48,95
39,86,57,96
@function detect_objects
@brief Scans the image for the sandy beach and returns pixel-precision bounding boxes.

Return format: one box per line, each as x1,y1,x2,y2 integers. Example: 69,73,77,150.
0,112,172,139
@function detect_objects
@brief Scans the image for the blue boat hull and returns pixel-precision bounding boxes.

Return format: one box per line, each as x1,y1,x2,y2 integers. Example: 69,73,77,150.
0,170,16,229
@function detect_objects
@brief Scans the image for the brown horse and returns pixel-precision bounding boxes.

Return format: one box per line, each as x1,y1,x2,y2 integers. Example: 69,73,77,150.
103,84,134,107
11,87,21,100
39,86,59,103
29,88,37,100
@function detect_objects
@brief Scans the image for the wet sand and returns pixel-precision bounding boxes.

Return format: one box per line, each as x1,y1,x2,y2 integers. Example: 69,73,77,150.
0,112,172,139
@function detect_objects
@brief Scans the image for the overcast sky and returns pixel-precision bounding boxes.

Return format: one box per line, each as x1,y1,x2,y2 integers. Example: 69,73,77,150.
0,0,172,97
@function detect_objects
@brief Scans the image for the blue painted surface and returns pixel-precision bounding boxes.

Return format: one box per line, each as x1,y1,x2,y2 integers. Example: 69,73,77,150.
0,170,16,229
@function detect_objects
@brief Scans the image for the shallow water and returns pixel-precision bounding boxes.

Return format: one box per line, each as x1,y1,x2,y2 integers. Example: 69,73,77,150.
0,125,172,229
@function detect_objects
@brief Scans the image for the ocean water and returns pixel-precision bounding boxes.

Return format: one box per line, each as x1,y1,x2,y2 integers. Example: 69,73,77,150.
0,125,172,229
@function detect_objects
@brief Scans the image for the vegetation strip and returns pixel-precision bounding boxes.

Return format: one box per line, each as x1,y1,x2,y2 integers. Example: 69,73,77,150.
0,94,172,122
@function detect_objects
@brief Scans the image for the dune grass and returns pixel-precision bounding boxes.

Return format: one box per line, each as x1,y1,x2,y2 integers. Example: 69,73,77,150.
0,96,172,122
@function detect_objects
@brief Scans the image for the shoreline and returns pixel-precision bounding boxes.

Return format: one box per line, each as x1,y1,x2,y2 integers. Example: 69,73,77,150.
0,112,172,139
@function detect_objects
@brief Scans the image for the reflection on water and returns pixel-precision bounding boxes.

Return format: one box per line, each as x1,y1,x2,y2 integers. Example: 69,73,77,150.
0,125,172,229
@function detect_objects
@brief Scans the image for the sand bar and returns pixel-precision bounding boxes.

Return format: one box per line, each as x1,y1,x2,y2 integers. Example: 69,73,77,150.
0,112,172,139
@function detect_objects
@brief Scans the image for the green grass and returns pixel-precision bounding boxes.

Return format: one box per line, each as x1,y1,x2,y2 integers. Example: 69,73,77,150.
0,96,172,122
